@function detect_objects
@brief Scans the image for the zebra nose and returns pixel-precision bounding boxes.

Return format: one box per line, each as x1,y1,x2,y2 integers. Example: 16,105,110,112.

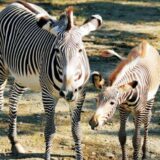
59,90,65,98
65,91,73,101
59,90,74,101
89,117,99,130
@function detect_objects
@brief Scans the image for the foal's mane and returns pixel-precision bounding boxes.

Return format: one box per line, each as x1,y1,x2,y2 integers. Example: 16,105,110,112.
109,41,148,85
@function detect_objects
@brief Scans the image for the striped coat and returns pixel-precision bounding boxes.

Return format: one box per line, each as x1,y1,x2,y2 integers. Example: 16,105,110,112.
0,2,102,160
89,41,160,160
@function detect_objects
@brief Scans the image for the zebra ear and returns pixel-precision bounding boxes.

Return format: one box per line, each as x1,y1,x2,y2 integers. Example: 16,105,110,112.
79,15,102,36
36,15,51,28
119,81,138,93
66,6,74,30
91,71,106,89
36,14,67,35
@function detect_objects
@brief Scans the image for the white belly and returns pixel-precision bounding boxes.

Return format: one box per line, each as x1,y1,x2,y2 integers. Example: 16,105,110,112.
11,72,41,91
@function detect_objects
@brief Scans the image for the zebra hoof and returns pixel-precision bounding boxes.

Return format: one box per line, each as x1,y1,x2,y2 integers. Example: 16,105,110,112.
45,153,51,160
12,142,26,155
142,156,149,160
142,152,150,160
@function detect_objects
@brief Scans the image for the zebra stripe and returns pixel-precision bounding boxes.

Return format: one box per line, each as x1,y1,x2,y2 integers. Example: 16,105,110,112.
113,63,152,160
0,2,102,160
89,51,157,159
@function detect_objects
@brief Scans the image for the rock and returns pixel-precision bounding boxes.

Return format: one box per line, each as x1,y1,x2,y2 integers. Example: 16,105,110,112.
40,133,44,137
91,152,96,156
105,152,115,159
90,36,95,40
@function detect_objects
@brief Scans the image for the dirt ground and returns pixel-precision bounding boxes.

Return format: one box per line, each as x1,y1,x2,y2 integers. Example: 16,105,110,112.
0,0,160,160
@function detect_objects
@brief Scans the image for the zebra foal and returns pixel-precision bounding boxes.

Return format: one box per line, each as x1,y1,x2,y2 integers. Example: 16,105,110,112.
0,1,102,160
89,41,160,160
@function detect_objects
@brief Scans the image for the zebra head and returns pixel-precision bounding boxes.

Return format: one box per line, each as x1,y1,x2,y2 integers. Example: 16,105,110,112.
89,72,138,130
37,7,102,101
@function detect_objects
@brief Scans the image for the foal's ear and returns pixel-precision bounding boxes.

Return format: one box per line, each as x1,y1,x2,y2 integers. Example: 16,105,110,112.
91,71,105,89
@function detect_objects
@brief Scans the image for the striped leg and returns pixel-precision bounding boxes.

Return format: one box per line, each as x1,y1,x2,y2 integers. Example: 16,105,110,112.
0,79,7,111
0,54,8,111
42,89,58,160
70,89,86,160
118,108,130,160
142,99,154,160
142,110,152,160
8,82,26,154
132,114,142,160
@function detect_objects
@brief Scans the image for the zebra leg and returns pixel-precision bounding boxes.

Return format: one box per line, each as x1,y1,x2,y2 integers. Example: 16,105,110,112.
8,82,26,154
0,55,8,111
132,115,142,160
118,108,130,160
70,89,86,160
0,78,7,111
42,90,58,160
142,109,152,160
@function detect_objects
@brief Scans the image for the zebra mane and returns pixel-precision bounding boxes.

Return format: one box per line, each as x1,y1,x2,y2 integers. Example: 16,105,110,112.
111,57,140,86
16,1,39,14
109,58,129,85
109,41,149,85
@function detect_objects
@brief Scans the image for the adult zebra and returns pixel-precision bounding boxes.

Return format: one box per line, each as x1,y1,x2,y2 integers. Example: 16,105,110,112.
0,1,102,160
89,41,160,160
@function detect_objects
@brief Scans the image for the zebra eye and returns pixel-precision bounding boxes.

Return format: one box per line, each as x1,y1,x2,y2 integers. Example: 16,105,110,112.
79,86,82,90
74,86,82,92
110,101,115,105
79,49,82,53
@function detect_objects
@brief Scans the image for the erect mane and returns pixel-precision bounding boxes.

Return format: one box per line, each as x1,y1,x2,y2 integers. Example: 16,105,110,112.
109,41,149,85
109,59,129,85
16,1,39,14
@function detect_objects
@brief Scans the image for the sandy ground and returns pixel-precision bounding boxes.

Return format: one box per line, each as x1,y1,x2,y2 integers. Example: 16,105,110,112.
0,0,160,160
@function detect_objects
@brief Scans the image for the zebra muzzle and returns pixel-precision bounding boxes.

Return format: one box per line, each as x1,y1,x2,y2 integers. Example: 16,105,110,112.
59,90,74,101
89,116,99,130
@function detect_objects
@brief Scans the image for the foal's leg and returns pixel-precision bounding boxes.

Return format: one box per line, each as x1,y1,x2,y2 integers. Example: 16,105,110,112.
132,114,142,160
142,110,152,160
118,107,130,160
142,99,154,160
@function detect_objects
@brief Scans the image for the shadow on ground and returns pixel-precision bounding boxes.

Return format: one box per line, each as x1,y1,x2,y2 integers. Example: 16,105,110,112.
1,1,160,23
0,109,73,136
0,153,75,160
